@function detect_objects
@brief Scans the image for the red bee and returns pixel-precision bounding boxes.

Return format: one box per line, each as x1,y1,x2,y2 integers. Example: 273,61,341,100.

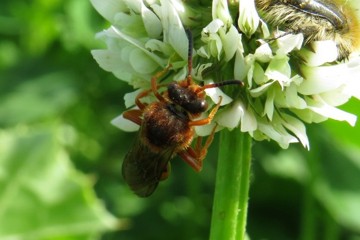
122,30,243,197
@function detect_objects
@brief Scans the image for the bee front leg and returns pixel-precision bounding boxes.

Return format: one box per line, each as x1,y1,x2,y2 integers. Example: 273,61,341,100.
178,124,218,172
151,64,172,102
134,65,172,109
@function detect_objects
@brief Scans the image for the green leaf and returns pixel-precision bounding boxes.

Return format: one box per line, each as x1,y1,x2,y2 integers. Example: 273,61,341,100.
313,143,360,232
0,126,118,240
0,72,77,127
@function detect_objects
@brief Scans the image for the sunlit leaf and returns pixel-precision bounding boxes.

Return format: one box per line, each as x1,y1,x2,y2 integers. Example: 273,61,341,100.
0,126,118,240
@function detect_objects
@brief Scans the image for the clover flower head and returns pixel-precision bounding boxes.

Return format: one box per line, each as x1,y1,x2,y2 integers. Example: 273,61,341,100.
91,0,360,149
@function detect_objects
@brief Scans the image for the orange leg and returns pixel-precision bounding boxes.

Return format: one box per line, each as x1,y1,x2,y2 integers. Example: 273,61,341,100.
134,65,172,110
151,64,172,102
123,109,143,126
159,163,171,181
189,96,223,126
178,124,218,172
135,89,152,110
135,82,172,110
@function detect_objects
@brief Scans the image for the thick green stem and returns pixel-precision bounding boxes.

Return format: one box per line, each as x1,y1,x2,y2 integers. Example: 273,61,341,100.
209,129,252,240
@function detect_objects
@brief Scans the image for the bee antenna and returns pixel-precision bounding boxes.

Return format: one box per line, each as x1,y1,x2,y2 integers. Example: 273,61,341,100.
203,80,244,89
197,80,244,92
185,29,193,83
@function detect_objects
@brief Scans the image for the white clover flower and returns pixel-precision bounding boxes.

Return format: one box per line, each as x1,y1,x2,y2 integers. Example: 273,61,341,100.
92,0,360,149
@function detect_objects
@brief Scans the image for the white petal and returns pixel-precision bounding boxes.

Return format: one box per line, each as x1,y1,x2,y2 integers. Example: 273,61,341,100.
254,43,273,63
123,0,141,13
264,88,275,119
257,119,298,149
129,49,159,74
203,19,224,34
307,96,357,126
344,57,360,100
141,2,162,38
111,114,140,132
281,114,309,149
291,107,328,123
194,63,213,79
319,86,351,107
197,46,211,59
160,0,188,60
212,0,232,26
204,80,233,106
265,57,291,86
91,49,132,82
253,62,266,85
101,26,166,66
90,0,126,23
300,40,338,66
238,0,260,37
145,39,172,56
276,33,303,56
216,100,243,129
234,49,248,81
273,84,307,109
240,105,258,132
259,19,270,38
222,25,242,61
123,89,143,108
298,60,360,95
299,65,342,95
245,54,256,88
250,81,274,97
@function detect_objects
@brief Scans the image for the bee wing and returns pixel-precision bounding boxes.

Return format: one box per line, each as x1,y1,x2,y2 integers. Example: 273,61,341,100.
122,134,175,197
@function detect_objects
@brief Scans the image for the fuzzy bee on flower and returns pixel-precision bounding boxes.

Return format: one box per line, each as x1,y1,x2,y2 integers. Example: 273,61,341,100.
255,0,360,60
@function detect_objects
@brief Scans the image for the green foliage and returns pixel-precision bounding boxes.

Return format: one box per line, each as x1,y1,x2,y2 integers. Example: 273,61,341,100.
250,114,360,240
0,0,360,239
0,127,117,240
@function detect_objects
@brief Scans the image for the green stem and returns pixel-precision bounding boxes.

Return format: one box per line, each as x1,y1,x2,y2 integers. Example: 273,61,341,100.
209,129,252,240
300,126,320,240
299,184,317,240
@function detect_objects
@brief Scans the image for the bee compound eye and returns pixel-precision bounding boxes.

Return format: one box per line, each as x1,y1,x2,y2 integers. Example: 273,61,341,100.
184,99,208,114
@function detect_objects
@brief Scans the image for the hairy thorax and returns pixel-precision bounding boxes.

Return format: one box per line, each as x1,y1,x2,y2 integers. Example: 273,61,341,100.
142,101,194,152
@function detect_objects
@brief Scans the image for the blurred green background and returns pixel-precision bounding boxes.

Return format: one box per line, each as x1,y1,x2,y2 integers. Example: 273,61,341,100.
1,0,360,239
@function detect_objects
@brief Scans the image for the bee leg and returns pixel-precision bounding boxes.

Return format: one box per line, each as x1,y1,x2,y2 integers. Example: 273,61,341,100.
178,123,218,172
159,163,171,181
178,149,203,172
135,89,152,110
151,64,172,102
123,109,143,126
133,65,172,109
196,123,217,158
